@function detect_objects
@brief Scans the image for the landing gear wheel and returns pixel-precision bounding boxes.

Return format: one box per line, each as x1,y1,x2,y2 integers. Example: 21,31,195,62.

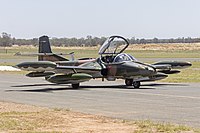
72,83,80,89
125,79,133,86
133,81,140,88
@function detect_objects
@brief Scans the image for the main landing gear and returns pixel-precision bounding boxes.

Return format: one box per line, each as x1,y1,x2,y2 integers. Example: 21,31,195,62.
132,81,140,88
125,79,133,86
71,83,80,89
125,79,140,88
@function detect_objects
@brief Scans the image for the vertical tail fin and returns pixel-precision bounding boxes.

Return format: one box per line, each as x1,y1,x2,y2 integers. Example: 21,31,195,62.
38,36,68,61
39,36,52,53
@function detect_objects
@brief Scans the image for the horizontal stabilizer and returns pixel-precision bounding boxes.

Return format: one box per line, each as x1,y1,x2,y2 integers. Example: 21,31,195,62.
14,52,74,56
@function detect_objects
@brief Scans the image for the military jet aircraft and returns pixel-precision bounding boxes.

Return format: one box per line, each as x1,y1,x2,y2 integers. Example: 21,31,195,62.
16,36,192,89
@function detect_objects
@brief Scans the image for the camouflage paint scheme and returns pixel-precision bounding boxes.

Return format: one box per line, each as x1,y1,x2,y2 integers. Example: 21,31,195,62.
16,36,192,89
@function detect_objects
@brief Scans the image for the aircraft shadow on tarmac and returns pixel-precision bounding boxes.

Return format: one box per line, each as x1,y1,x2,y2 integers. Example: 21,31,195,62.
9,84,84,92
7,85,153,93
79,85,155,90
81,83,188,89
11,83,60,87
6,87,82,92
7,83,188,93
142,83,188,87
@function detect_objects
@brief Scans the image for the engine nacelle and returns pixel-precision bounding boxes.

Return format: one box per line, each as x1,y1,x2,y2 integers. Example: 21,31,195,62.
26,71,55,77
149,72,168,81
158,70,180,74
46,73,92,84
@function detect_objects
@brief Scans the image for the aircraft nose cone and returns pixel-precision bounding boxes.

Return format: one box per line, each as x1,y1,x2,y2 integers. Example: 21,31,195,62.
13,65,19,69
15,62,28,69
13,65,18,68
15,63,22,69
185,62,192,67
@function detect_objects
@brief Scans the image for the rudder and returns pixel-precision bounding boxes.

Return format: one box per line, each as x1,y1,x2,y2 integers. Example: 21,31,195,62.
39,36,52,53
38,35,68,61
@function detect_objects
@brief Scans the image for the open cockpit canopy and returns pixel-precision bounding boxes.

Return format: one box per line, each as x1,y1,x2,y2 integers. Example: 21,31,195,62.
98,36,129,55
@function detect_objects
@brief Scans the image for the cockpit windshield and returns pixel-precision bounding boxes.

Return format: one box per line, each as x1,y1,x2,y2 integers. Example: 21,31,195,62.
113,53,137,63
98,36,129,55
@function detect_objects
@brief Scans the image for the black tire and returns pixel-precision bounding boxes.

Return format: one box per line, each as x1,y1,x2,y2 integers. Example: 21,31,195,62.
125,79,133,86
72,83,80,89
133,81,140,88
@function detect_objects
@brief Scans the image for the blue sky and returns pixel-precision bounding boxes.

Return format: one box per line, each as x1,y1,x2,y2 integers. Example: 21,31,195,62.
0,0,200,38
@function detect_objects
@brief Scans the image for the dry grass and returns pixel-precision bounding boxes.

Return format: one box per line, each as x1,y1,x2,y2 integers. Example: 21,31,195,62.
0,101,137,133
0,101,199,133
1,43,200,59
4,43,200,51
128,43,200,51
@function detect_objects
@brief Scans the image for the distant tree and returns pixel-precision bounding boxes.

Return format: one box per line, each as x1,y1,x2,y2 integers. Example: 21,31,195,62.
1,32,11,47
12,37,16,45
31,38,38,46
85,35,92,46
140,39,146,44
152,38,158,43
1,33,200,47
130,37,136,44
99,37,107,45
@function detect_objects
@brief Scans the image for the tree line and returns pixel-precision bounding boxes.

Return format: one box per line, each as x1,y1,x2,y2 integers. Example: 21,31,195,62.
0,32,200,47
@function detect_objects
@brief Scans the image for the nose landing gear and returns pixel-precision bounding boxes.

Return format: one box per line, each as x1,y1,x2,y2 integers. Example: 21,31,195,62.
72,83,80,89
132,81,140,88
125,79,140,88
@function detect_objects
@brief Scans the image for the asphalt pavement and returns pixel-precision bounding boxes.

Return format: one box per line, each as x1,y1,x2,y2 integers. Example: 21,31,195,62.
0,73,200,127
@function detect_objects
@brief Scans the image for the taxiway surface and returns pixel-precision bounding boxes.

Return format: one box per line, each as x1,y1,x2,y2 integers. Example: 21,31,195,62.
0,74,200,127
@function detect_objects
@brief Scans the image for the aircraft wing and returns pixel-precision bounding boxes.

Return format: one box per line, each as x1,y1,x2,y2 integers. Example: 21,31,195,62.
152,61,192,69
152,61,192,74
55,65,101,74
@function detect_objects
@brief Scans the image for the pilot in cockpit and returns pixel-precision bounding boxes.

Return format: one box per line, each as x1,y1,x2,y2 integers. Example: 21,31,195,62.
113,53,137,63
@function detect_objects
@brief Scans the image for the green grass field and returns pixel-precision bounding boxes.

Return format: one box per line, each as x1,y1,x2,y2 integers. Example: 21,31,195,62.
0,46,199,83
